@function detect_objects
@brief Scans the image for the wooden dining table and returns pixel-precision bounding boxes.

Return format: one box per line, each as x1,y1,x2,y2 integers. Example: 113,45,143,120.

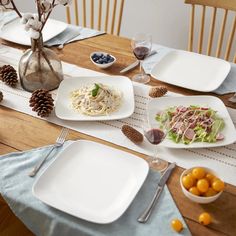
0,33,236,236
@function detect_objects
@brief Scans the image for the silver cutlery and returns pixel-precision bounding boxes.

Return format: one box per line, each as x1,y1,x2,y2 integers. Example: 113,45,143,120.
120,50,157,74
28,127,69,177
137,162,176,223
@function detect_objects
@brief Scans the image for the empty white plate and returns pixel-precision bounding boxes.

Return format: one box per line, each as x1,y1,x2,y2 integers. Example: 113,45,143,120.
55,76,135,121
151,50,230,92
147,96,236,148
32,140,149,223
1,18,67,46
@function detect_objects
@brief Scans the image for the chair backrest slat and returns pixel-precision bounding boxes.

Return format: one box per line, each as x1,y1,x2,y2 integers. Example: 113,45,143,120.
207,7,217,56
188,4,195,52
111,0,117,34
117,0,124,35
83,0,86,27
66,6,71,24
224,15,236,61
74,0,79,25
98,0,102,30
216,9,228,58
234,53,236,63
185,0,236,62
198,5,206,54
105,0,110,32
67,0,124,36
90,0,94,29
185,0,236,11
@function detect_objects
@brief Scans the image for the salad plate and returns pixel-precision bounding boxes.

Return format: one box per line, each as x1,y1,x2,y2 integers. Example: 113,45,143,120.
32,140,149,223
55,76,135,121
147,96,236,148
150,50,230,92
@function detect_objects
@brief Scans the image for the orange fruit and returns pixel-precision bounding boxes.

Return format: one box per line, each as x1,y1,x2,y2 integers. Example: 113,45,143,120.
187,173,197,185
171,219,183,232
192,167,206,179
206,173,215,183
189,187,200,196
203,187,218,197
197,179,209,193
199,212,212,225
212,179,225,192
182,175,194,190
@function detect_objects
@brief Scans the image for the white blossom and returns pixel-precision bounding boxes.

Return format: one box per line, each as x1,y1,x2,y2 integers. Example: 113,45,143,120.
30,28,40,39
41,0,52,13
21,13,42,35
0,0,10,6
21,13,34,24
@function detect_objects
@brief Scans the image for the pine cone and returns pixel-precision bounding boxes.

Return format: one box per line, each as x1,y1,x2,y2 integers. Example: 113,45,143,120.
0,91,3,103
29,89,54,117
121,125,143,144
149,86,167,98
0,65,18,87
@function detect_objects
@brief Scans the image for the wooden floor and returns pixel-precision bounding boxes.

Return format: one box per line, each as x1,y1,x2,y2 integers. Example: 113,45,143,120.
1,34,236,235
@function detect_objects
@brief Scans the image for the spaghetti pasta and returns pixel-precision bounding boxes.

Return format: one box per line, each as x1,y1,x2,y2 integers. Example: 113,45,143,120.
70,83,122,116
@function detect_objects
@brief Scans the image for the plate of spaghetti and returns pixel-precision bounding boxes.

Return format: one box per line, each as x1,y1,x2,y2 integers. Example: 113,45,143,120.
55,76,135,121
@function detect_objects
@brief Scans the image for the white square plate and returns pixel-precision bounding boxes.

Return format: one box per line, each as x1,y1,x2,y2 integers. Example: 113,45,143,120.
32,140,149,224
1,18,67,46
147,96,236,148
150,50,231,92
55,76,135,121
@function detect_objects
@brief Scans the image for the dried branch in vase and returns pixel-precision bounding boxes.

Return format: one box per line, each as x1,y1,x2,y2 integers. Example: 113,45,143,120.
0,0,72,92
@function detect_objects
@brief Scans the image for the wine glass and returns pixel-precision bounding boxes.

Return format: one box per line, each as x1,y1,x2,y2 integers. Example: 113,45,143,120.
131,33,152,84
143,112,168,172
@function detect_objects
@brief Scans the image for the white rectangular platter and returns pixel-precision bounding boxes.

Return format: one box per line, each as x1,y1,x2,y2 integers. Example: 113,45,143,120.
32,140,149,224
55,76,135,121
150,50,230,92
147,96,236,148
1,18,67,46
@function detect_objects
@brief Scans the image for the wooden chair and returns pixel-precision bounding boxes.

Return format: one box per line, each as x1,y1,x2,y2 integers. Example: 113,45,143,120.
66,0,125,36
185,0,236,63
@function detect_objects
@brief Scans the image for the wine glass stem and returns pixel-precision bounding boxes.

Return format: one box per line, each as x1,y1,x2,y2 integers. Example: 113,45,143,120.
139,60,144,75
153,145,159,162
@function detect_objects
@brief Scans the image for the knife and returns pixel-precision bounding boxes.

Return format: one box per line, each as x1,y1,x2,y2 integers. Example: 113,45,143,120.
137,162,176,223
120,50,157,74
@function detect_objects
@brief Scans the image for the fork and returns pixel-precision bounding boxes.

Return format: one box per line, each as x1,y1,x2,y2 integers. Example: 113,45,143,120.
28,128,69,177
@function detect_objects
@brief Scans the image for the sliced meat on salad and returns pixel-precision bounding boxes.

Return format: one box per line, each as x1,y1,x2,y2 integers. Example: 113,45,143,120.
156,105,225,144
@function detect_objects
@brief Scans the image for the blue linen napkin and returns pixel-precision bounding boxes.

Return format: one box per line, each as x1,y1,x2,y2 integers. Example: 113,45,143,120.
0,141,192,236
143,44,236,95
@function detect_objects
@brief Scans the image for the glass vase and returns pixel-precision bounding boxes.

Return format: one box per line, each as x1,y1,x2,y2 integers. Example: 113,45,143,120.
19,35,63,92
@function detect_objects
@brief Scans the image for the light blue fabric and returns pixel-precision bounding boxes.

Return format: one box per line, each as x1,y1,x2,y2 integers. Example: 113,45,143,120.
0,141,192,236
143,44,236,95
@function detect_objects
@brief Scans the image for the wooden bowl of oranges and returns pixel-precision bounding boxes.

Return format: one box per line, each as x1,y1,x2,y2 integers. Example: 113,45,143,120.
180,167,224,204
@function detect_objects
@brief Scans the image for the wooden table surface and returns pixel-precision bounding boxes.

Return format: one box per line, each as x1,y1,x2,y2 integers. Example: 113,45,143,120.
0,34,236,236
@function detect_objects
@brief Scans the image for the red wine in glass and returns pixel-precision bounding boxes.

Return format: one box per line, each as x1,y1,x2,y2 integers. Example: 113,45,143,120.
133,46,150,60
131,33,152,84
144,128,165,145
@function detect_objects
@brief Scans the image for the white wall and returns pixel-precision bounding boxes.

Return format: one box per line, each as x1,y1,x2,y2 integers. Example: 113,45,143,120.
15,0,236,58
